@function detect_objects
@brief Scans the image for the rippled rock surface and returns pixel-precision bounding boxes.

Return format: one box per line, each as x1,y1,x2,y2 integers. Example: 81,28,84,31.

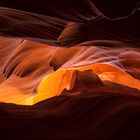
0,0,140,139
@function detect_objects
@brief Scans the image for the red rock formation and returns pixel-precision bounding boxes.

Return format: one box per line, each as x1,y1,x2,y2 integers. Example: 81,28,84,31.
0,0,140,139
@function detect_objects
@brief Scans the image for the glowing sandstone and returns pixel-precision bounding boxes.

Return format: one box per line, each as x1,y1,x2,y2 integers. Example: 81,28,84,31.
1,37,140,105
20,64,140,105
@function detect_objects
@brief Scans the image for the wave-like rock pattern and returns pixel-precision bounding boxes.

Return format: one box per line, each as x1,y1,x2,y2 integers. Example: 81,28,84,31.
0,0,140,139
